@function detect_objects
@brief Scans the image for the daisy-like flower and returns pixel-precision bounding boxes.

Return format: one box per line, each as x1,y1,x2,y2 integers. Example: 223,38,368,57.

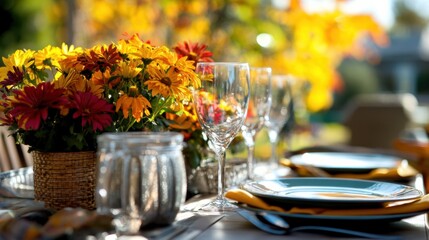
122,33,146,49
60,42,83,57
160,51,200,89
90,69,121,89
58,54,84,75
174,41,213,66
0,36,214,153
76,80,105,99
145,65,190,99
1,49,35,72
0,49,35,88
116,38,140,59
132,43,169,64
115,87,151,122
34,45,62,70
54,69,82,90
77,44,121,74
115,60,142,79
69,91,114,132
8,82,68,130
55,69,104,98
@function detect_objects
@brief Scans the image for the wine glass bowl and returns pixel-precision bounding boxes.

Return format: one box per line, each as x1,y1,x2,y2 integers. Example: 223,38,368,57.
264,75,292,175
193,62,250,211
194,93,246,151
241,67,272,181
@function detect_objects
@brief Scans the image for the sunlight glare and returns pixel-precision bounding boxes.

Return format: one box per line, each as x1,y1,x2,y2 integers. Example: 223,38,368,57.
256,33,274,48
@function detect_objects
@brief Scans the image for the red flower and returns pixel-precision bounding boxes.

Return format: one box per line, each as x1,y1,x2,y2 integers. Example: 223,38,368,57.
70,91,114,132
0,66,24,88
195,96,223,125
9,82,68,130
174,41,213,66
76,44,122,76
0,112,15,126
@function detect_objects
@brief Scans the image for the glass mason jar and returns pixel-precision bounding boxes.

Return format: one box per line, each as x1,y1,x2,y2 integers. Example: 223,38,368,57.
96,132,186,234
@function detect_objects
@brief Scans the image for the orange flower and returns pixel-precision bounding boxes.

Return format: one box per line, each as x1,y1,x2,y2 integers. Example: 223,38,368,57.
167,103,200,131
116,92,151,122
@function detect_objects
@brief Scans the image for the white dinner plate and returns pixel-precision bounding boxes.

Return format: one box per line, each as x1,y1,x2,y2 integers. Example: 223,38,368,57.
289,152,404,174
241,178,422,208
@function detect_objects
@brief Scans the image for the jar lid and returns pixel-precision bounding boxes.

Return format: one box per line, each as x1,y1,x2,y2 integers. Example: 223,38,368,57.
97,132,184,149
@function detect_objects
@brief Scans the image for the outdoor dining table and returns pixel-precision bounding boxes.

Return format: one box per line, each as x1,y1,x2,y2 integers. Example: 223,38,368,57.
179,174,428,240
0,167,428,239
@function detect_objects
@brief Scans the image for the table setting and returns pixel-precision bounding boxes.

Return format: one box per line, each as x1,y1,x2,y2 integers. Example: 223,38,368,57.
1,156,428,239
1,90,429,240
0,35,428,240
280,151,419,181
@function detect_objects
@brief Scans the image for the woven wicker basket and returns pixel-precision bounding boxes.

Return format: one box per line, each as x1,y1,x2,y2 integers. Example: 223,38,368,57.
31,151,96,210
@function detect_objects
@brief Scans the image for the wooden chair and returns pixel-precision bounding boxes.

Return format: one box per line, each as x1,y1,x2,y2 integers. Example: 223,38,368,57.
0,125,32,171
343,93,418,149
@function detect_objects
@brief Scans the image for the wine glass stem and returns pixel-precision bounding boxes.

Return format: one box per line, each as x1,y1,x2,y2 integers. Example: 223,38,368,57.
217,151,227,201
247,144,255,180
268,130,279,168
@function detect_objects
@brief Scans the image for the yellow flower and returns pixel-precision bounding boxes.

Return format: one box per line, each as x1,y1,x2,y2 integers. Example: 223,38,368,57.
131,43,168,62
115,60,142,79
60,42,83,56
0,33,213,153
34,45,62,70
55,69,104,98
1,49,34,70
160,51,200,89
57,54,84,75
116,39,140,58
145,65,190,100
0,50,35,85
54,69,82,90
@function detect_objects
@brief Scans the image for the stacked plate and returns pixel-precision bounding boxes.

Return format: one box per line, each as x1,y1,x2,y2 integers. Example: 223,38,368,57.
239,177,424,224
238,152,425,224
288,152,405,174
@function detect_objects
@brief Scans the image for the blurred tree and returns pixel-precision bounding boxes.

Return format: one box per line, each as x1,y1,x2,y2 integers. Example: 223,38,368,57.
0,0,65,58
392,0,428,33
70,0,387,113
334,58,380,110
0,0,387,113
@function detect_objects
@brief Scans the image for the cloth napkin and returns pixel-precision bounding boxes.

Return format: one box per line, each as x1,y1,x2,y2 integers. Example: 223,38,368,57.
279,158,419,180
225,189,429,216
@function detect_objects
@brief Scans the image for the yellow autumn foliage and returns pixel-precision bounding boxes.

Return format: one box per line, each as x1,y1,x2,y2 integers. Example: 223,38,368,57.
67,0,387,112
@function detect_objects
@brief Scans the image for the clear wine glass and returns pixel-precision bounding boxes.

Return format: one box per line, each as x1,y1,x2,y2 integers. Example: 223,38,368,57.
265,75,292,175
241,67,272,181
193,62,250,211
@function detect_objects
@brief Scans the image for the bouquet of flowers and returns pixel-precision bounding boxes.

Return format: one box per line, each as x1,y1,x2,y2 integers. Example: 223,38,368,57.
0,34,213,154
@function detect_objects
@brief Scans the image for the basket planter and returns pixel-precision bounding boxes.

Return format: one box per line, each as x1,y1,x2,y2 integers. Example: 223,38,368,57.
31,151,97,210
